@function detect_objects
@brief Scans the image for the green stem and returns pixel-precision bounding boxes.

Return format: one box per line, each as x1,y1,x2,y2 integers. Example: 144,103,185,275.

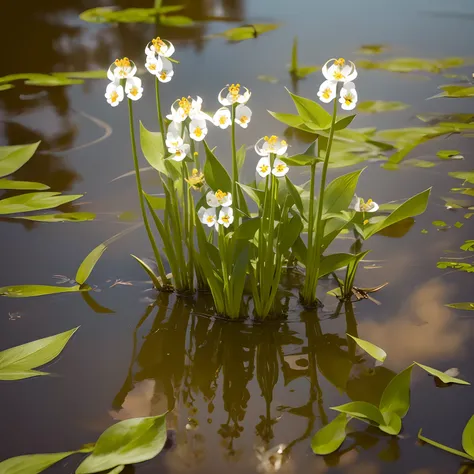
127,99,168,287
155,78,167,152
230,103,239,223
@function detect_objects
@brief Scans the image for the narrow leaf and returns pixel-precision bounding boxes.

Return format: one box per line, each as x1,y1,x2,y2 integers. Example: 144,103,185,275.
0,179,49,190
0,285,84,298
418,429,474,461
414,362,470,385
131,255,162,290
347,334,387,363
76,244,107,285
0,452,77,474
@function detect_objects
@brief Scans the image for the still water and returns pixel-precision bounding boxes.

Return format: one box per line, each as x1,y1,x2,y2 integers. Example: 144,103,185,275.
1,0,473,472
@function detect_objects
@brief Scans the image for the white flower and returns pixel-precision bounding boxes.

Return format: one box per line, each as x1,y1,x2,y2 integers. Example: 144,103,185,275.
256,157,271,178
235,104,252,128
189,119,208,142
218,207,234,228
350,195,379,212
125,77,143,101
255,135,288,157
272,158,289,177
107,57,137,81
145,37,175,58
157,58,174,83
206,190,232,208
317,80,337,103
339,82,358,110
165,134,183,151
145,55,163,75
104,82,124,107
198,207,217,228
166,96,210,123
170,143,190,162
322,57,357,83
213,107,231,129
218,83,251,106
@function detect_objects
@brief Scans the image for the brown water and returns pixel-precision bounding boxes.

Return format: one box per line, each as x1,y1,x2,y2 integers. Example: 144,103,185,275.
1,0,474,473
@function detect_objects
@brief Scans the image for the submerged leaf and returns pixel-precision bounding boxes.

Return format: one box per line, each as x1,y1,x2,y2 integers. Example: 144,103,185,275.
311,413,348,455
346,334,387,363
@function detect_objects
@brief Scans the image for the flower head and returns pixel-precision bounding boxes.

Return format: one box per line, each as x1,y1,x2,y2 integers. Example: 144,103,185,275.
189,119,208,142
166,96,210,123
104,82,124,107
145,55,163,75
169,143,190,162
125,77,143,101
145,37,175,58
206,190,232,208
157,58,174,83
339,81,358,110
218,207,234,228
107,57,137,81
198,207,217,228
317,80,337,103
272,158,289,177
255,135,288,157
256,157,271,178
213,107,231,129
235,104,252,128
185,168,205,190
322,57,358,83
350,195,379,213
218,83,251,106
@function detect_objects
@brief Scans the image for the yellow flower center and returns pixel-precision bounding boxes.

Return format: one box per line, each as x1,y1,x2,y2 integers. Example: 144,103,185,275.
322,87,332,99
240,115,249,123
149,63,156,71
160,72,168,80
175,150,182,157
152,37,165,52
221,214,230,223
206,215,214,223
275,164,286,173
333,71,345,80
215,189,227,201
115,57,131,69
185,169,205,189
360,198,374,212
260,164,269,173
130,86,139,97
334,58,345,67
193,152,199,158
363,219,369,225
264,135,278,145
192,168,198,176
179,97,191,115
219,115,228,125
110,91,119,103
194,127,203,138
229,83,241,98
344,94,353,106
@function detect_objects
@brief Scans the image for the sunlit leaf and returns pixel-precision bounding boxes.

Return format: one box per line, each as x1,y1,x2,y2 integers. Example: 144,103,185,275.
203,141,232,192
379,411,402,435
358,101,409,113
294,66,318,79
437,261,474,272
323,169,364,216
437,150,463,160
446,302,474,311
358,57,467,74
0,179,48,190
0,285,84,298
208,23,280,41
0,141,40,178
319,253,355,278
432,220,447,227
233,218,261,240
462,415,474,458
13,212,96,222
139,122,166,175
418,429,474,461
0,84,14,91
331,401,385,425
414,362,470,385
0,452,77,473
56,71,107,79
76,243,107,286
434,84,474,98
379,364,414,418
346,334,387,363
452,188,474,197
287,90,332,129
0,327,79,380
76,415,167,473
449,171,474,184
405,158,436,168
311,413,348,455
0,192,82,215
159,15,193,26
281,154,322,166
143,193,166,210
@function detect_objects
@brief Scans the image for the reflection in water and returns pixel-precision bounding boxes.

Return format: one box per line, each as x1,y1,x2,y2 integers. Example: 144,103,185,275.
111,296,402,471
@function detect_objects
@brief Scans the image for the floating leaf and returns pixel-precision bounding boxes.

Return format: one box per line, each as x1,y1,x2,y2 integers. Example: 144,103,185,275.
0,285,84,298
379,364,414,418
405,158,436,168
209,24,280,41
76,243,107,286
455,221,464,228
432,220,447,227
358,57,467,74
0,452,77,473
0,141,40,178
76,415,167,473
346,334,387,363
13,212,96,223
449,171,474,184
437,150,463,160
437,261,474,272
0,327,79,380
0,192,82,215
0,84,14,91
0,179,49,190
57,71,107,79
446,302,474,311
331,401,385,425
415,362,470,385
311,413,348,455
434,84,474,98
159,15,193,26
358,101,409,113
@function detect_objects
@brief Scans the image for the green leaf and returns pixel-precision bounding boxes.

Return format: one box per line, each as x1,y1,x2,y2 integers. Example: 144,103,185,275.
139,122,166,175
0,192,83,215
334,115,356,131
358,44,387,55
311,413,349,455
0,327,79,380
437,149,463,160
294,66,318,79
405,158,436,168
236,145,246,172
76,244,107,285
363,189,431,239
231,244,249,308
446,302,474,311
462,415,474,458
435,84,474,98
449,171,474,184
379,411,402,435
257,75,279,84
13,212,96,222
358,101,410,113
0,452,77,473
418,429,474,461
131,255,162,290
414,362,470,385
358,56,466,74
0,285,84,298
0,84,14,91
55,70,107,79
203,141,232,192
432,220,447,227
0,179,49,190
379,364,414,418
287,90,332,129
159,14,193,26
285,177,305,219
279,215,303,254
331,401,385,425
346,334,387,363
233,218,261,240
267,111,307,130
209,23,280,41
76,415,167,473
143,193,166,210
319,253,354,278
281,154,322,166
323,169,364,216
0,142,40,178
290,36,298,73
